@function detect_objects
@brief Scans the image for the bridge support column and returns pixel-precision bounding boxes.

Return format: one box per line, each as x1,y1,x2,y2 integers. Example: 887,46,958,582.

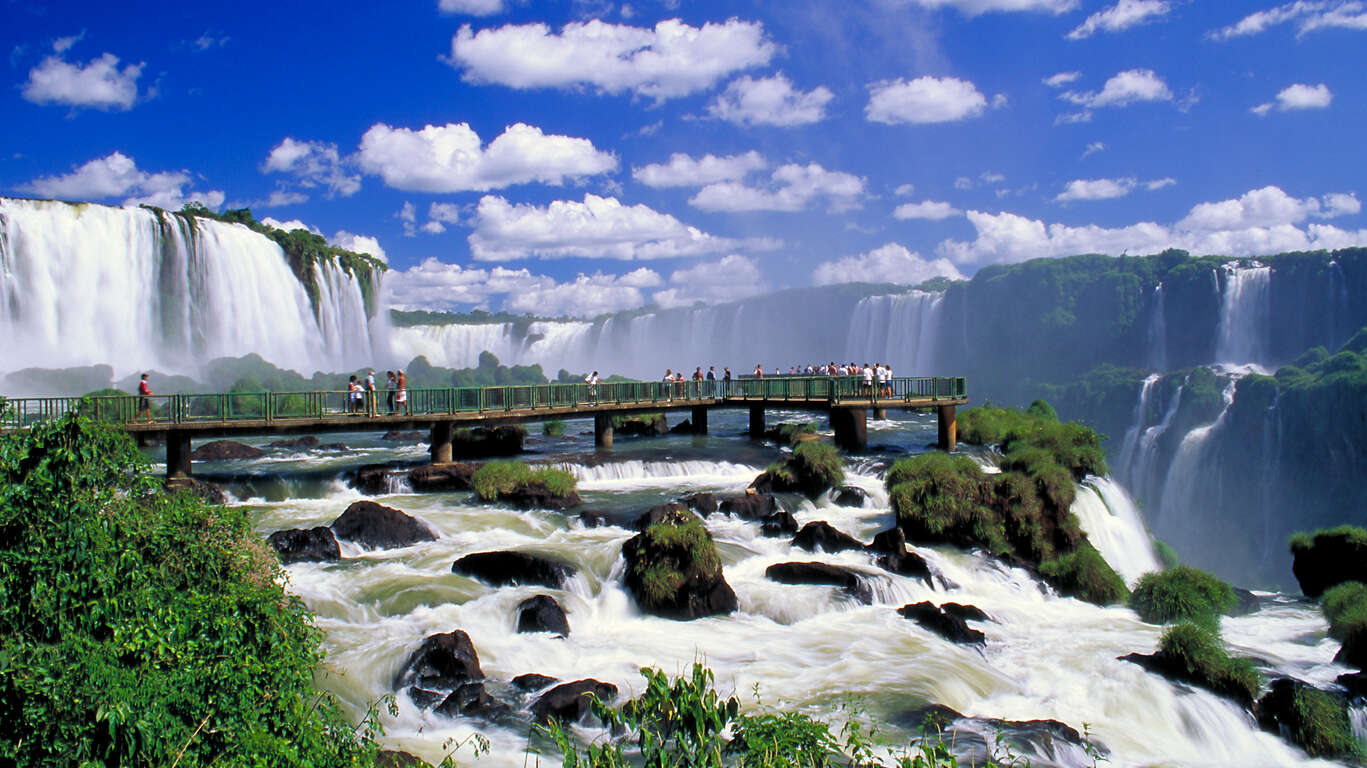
691,406,708,435
594,414,614,449
166,431,192,480
748,405,765,438
831,407,867,452
937,405,957,452
872,408,887,420
430,421,454,464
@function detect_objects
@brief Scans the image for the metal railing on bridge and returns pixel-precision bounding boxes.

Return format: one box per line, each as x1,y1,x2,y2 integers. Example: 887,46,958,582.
0,376,967,430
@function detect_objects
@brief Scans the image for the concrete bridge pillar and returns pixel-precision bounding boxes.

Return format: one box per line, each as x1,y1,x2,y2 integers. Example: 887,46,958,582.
691,406,709,435
594,413,614,448
831,407,867,452
748,405,765,438
430,421,454,464
937,405,957,452
166,431,192,480
872,408,887,420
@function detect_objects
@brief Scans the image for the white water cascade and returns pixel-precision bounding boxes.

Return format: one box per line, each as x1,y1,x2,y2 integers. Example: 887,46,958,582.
1157,379,1239,535
1114,374,1160,484
0,198,382,380
1214,264,1272,370
1070,476,1162,586
1146,283,1167,371
845,291,944,374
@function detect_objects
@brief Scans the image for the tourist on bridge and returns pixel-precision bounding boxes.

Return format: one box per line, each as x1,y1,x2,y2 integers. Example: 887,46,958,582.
385,371,397,414
585,370,599,403
347,376,362,414
396,370,410,415
137,373,152,424
364,370,378,417
723,366,732,397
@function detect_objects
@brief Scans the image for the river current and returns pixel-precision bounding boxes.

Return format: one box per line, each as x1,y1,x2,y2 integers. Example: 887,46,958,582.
183,409,1356,767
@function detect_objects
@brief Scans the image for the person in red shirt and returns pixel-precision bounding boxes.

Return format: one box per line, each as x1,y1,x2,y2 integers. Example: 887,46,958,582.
137,374,152,423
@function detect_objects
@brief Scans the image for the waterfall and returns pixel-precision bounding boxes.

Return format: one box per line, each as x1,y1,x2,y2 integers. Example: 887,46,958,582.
1157,379,1238,535
0,198,383,380
1329,260,1351,352
1146,283,1167,371
1071,476,1161,586
1214,263,1272,369
1257,392,1283,570
1114,374,1160,484
844,291,944,373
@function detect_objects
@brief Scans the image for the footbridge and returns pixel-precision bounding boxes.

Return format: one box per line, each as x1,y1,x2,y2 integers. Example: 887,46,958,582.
2,376,968,481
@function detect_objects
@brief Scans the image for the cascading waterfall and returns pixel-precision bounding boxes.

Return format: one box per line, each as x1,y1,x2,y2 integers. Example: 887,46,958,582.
845,291,944,373
1114,374,1160,484
1070,476,1162,586
1157,379,1238,534
1258,391,1284,569
1146,283,1167,371
1214,263,1272,369
1118,382,1184,507
0,198,382,379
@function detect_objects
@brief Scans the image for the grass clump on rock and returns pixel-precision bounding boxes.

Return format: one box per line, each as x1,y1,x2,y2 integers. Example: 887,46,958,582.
1320,581,1367,667
621,506,737,620
1129,565,1237,630
542,419,565,436
472,460,579,508
753,440,846,499
1256,679,1363,760
1158,624,1262,705
1289,525,1367,598
886,403,1126,605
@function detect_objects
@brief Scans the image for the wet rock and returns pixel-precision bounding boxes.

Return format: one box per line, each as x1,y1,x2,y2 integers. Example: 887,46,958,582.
393,630,484,692
1255,677,1359,758
512,673,560,692
615,415,668,437
434,681,512,720
669,418,699,434
1336,631,1367,670
268,435,319,450
318,442,350,452
517,595,570,637
679,493,719,516
166,476,227,505
1119,650,1257,708
1291,529,1367,598
382,430,426,441
894,705,1094,764
765,562,873,604
453,551,576,589
376,750,432,768
266,526,340,565
633,503,698,531
1229,586,1263,617
898,602,986,646
451,425,525,459
347,463,401,495
622,506,737,620
331,500,437,550
190,439,263,461
760,510,799,537
408,463,476,492
941,602,992,623
866,527,934,586
578,510,611,528
898,704,963,732
499,483,582,511
833,486,867,507
792,521,865,553
531,679,619,724
718,493,777,521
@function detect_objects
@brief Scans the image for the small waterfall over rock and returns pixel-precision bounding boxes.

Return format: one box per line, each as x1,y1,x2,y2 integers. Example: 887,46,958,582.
1070,476,1161,586
1214,263,1272,369
1115,374,1160,484
0,198,383,379
1157,379,1238,535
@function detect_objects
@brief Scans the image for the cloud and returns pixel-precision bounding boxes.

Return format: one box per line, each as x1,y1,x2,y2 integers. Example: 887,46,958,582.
1210,1,1367,40
885,0,1079,16
633,151,766,188
1055,177,1137,201
895,183,917,196
439,0,505,15
356,122,616,193
21,151,223,209
22,37,143,110
429,202,463,225
811,242,965,286
386,257,662,316
689,162,865,213
446,18,777,100
707,73,833,126
1043,71,1082,88
652,254,767,307
1082,141,1105,158
263,138,361,197
260,217,320,234
468,193,745,261
1067,0,1170,39
938,185,1365,266
1147,177,1177,190
866,76,990,124
1061,68,1172,109
263,189,308,207
331,231,387,263
893,200,962,219
1253,82,1333,114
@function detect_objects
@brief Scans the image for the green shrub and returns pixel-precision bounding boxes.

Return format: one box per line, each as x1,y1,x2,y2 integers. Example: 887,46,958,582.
775,421,818,447
471,460,576,501
1158,623,1261,705
0,413,378,766
1130,566,1237,630
1320,581,1367,642
542,419,565,436
1273,684,1362,759
1040,541,1129,605
1290,525,1367,554
792,441,844,489
1026,399,1058,421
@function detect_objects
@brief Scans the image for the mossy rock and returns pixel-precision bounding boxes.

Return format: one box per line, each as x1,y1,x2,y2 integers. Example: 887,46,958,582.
471,461,580,509
613,413,668,436
1122,623,1261,708
1039,541,1128,606
1321,581,1367,668
621,507,737,620
1290,526,1367,598
750,441,844,499
1129,566,1237,630
1255,678,1362,760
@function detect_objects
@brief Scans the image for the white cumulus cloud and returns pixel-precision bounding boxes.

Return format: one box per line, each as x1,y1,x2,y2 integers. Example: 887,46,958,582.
21,152,223,209
633,151,766,188
1043,71,1083,88
1056,177,1137,201
1210,1,1367,40
331,231,388,263
446,18,777,100
386,259,659,316
263,138,361,197
22,37,143,110
1061,68,1172,109
1253,82,1333,115
866,76,990,124
468,193,743,261
689,163,865,213
1067,0,1171,39
439,0,504,15
707,73,834,126
811,243,965,286
893,200,962,219
356,122,616,193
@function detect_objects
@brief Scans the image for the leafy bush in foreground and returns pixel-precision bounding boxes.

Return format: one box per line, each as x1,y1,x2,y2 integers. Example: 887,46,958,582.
1129,566,1237,630
0,413,377,766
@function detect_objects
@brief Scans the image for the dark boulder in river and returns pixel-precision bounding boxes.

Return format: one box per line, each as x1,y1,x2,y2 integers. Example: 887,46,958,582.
765,562,872,604
760,510,799,537
331,500,437,550
268,435,319,450
408,462,476,492
347,463,400,495
266,526,340,565
622,506,737,620
718,493,777,520
167,477,228,505
898,602,986,646
453,551,576,589
375,750,432,768
867,526,935,586
512,673,560,692
393,630,484,692
792,521,865,553
896,705,1095,767
382,430,426,441
190,439,263,460
531,679,619,724
577,510,611,528
633,502,698,531
1255,677,1359,759
833,486,867,507
679,493,719,515
434,681,511,720
1290,527,1367,597
517,594,570,637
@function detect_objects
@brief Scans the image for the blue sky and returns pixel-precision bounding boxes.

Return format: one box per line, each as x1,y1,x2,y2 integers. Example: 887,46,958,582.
4,0,1365,317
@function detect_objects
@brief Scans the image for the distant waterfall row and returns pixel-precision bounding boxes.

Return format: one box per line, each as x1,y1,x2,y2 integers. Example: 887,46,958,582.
0,198,384,380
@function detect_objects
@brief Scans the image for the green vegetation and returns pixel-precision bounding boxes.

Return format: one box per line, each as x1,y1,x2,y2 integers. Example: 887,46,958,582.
1156,624,1261,705
773,421,819,447
1320,581,1367,640
1153,539,1181,570
471,460,577,502
759,441,846,499
1129,566,1237,630
613,412,666,430
1282,686,1361,759
543,420,566,436
1288,524,1367,598
0,412,382,766
887,405,1125,605
629,512,722,606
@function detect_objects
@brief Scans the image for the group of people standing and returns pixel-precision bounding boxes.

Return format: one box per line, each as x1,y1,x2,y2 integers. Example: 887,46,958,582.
748,361,898,396
347,369,409,416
